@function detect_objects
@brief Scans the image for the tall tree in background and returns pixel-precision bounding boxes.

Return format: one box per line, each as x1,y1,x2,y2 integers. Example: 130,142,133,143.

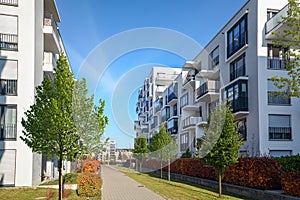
73,78,108,157
21,54,77,200
132,135,148,172
271,0,300,97
199,103,244,198
149,124,177,180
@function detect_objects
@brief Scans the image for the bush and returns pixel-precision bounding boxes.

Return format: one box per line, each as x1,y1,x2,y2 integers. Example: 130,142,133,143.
273,155,300,173
282,172,300,197
82,160,100,173
223,157,282,190
77,172,102,197
63,173,78,184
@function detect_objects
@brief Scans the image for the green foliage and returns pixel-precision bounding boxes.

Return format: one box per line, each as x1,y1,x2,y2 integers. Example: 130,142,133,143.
77,172,102,198
181,148,192,158
274,155,300,172
73,79,108,156
132,135,148,162
271,0,300,98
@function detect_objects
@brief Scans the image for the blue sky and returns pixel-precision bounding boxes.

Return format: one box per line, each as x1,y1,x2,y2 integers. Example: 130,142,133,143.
56,0,247,148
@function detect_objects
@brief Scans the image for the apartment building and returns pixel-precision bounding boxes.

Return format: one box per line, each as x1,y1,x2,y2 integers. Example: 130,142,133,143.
0,0,69,186
134,0,300,157
99,140,117,163
134,67,181,142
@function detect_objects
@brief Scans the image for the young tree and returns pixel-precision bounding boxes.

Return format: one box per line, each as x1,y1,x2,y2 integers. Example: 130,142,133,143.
149,124,177,180
132,135,148,172
199,103,244,198
21,54,77,200
271,0,300,98
73,78,108,157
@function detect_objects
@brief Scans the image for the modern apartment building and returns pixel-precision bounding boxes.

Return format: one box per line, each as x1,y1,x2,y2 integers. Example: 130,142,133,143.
0,0,69,186
99,140,117,163
134,67,181,142
134,0,300,157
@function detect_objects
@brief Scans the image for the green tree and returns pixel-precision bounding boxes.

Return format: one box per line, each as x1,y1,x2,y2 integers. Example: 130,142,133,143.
199,103,244,198
132,135,148,172
73,78,108,157
21,54,77,200
271,0,300,98
149,124,177,180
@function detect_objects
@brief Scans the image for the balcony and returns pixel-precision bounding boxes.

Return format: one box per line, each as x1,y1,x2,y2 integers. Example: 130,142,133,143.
196,80,220,102
265,3,290,40
269,127,291,140
182,117,202,130
0,124,16,140
156,73,178,84
182,74,195,89
0,79,17,95
267,57,286,70
0,0,18,6
43,52,57,72
0,33,18,51
168,92,177,105
167,118,178,135
229,96,248,113
197,66,220,80
43,12,64,54
134,121,141,131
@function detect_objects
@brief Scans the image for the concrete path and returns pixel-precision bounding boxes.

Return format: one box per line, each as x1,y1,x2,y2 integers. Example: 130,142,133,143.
101,165,165,200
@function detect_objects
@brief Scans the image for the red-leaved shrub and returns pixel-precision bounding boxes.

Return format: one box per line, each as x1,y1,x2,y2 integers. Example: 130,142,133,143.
77,172,102,197
282,172,300,197
82,160,100,173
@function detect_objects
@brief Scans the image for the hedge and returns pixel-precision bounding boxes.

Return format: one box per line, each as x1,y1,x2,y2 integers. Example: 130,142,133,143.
274,155,300,173
143,157,282,190
282,172,300,197
82,160,100,173
77,172,102,197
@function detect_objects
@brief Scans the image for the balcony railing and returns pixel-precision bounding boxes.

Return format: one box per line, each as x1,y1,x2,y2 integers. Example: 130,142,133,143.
268,91,291,105
230,64,245,81
0,0,18,6
0,79,17,95
0,33,18,51
183,75,195,86
197,80,220,98
0,124,16,140
265,3,289,34
229,96,248,113
269,127,291,140
156,73,178,81
267,57,286,70
182,117,202,129
168,92,177,103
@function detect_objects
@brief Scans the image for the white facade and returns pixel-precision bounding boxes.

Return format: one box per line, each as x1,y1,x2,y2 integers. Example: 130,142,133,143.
134,0,300,157
0,0,69,186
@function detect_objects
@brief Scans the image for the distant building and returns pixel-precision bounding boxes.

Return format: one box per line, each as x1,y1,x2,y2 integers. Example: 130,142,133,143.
100,140,116,163
116,148,133,162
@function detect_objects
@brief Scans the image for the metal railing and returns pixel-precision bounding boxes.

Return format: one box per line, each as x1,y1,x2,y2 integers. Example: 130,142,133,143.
265,4,289,34
197,80,220,98
269,127,291,140
183,75,195,86
168,92,177,103
229,96,248,113
267,57,286,70
0,0,18,6
0,33,18,51
0,79,17,95
0,124,16,140
268,91,290,105
230,64,245,81
182,117,202,129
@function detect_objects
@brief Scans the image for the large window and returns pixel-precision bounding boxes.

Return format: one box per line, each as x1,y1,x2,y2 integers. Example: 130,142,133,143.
0,105,17,140
267,45,287,70
180,133,189,151
180,93,188,108
209,46,219,68
223,80,248,113
237,118,247,141
267,80,290,105
230,54,246,81
269,115,291,140
227,14,248,58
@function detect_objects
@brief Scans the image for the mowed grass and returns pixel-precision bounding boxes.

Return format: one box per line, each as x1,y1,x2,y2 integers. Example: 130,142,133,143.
118,167,252,200
0,187,100,200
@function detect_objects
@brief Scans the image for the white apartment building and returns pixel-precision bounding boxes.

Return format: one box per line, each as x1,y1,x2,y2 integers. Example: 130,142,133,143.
0,0,69,186
100,140,117,163
134,67,181,142
134,0,300,157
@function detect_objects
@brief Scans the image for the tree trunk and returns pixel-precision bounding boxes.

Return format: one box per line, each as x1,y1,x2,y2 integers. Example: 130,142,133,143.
58,158,63,200
160,161,162,179
168,158,170,181
218,170,222,198
139,160,142,172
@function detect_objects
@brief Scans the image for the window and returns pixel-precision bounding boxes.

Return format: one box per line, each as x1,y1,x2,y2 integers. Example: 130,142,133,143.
223,80,248,113
0,105,17,140
0,15,18,51
209,46,219,68
267,10,278,20
0,0,18,6
269,115,291,140
180,133,189,151
230,54,246,81
267,45,287,70
237,119,247,141
227,14,248,58
267,80,290,105
180,93,188,108
161,106,170,122
173,104,177,116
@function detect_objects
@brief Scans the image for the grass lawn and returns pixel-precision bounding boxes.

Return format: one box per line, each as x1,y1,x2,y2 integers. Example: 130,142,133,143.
41,173,78,185
0,187,101,200
118,167,252,200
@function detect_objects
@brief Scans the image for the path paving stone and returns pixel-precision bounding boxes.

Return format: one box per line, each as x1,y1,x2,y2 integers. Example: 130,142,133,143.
101,165,165,200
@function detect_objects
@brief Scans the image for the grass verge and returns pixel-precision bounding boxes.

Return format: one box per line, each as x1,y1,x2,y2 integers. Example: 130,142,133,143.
41,173,78,185
117,167,252,200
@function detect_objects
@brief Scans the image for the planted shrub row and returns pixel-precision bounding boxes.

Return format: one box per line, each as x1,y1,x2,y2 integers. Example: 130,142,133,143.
282,172,300,197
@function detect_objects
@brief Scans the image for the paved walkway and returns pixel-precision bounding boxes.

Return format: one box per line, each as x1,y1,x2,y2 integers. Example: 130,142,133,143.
101,165,165,200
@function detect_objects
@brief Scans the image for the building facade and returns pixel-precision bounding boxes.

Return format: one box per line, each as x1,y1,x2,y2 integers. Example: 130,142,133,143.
134,0,300,157
0,0,69,186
